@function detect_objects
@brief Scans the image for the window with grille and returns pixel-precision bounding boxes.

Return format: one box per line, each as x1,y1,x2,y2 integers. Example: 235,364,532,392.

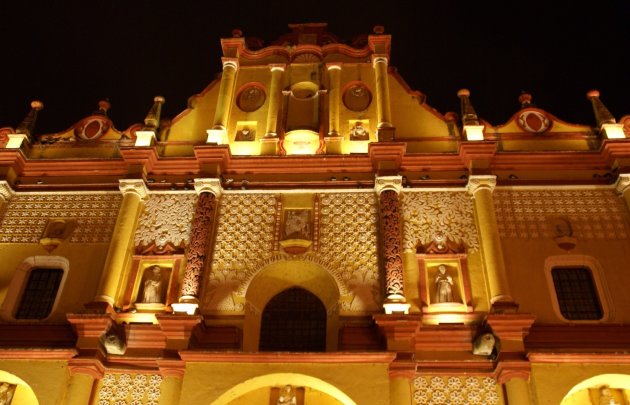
15,268,63,320
551,266,603,320
259,287,326,352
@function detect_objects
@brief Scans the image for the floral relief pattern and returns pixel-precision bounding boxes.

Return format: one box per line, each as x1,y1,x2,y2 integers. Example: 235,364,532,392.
494,189,629,239
379,190,404,297
134,193,196,249
413,376,501,404
98,373,162,405
0,193,121,243
401,191,479,252
203,191,381,313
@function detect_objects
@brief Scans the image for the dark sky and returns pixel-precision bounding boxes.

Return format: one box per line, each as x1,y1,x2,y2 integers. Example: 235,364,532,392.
0,1,627,135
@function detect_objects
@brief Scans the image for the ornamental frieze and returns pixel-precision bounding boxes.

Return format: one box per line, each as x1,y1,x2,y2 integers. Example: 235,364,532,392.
98,373,162,405
0,193,121,243
134,193,196,253
401,191,479,252
494,188,629,239
413,376,501,404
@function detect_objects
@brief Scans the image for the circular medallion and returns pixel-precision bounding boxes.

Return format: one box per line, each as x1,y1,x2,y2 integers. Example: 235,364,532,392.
75,117,111,140
343,83,372,112
237,84,266,112
517,110,550,133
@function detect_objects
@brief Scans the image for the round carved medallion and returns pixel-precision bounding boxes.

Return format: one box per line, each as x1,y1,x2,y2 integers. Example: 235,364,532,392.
343,83,372,112
517,110,551,133
237,84,266,112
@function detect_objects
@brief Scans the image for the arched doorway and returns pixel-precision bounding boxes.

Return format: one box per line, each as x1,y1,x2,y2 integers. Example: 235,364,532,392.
560,374,630,404
260,287,326,352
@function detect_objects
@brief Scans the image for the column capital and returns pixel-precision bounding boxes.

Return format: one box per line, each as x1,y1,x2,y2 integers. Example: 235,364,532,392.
615,173,630,195
194,178,222,196
118,179,149,199
372,54,389,67
68,358,105,379
221,57,239,70
466,175,497,195
495,360,531,384
326,63,342,71
0,180,15,201
269,63,286,72
375,175,403,195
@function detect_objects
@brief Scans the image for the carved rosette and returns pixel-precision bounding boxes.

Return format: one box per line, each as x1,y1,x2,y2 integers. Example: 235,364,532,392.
180,192,216,298
379,189,405,299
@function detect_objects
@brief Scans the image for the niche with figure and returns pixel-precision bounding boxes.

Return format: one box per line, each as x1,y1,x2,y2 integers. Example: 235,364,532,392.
123,259,181,313
417,236,473,314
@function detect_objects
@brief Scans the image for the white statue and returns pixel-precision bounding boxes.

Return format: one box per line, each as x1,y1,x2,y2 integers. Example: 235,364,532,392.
277,385,297,405
0,382,15,405
142,266,163,303
434,265,454,303
598,387,620,405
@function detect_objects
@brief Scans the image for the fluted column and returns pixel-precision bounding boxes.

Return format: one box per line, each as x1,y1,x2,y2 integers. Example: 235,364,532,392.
94,179,148,307
173,178,222,315
0,181,15,217
327,64,342,136
376,176,410,314
207,58,239,144
615,174,630,212
466,175,513,305
372,55,394,141
265,64,286,137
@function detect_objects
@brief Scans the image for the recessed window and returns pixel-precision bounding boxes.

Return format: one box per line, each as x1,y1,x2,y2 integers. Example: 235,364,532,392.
551,266,603,320
15,268,63,320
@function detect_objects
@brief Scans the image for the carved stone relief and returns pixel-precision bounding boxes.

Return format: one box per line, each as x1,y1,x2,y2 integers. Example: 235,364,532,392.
379,189,404,298
413,376,501,404
98,373,162,405
0,193,121,243
402,191,479,252
494,189,629,239
134,193,196,252
203,192,381,314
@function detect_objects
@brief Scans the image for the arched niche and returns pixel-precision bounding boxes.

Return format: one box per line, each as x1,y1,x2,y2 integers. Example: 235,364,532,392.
243,260,340,352
210,372,356,405
0,370,39,405
560,374,630,404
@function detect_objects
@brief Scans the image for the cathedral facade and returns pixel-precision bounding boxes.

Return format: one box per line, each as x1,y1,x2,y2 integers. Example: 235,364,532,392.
0,23,630,404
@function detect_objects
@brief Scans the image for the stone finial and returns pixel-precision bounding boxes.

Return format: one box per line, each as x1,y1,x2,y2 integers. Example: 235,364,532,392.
457,89,480,126
97,100,111,116
15,100,44,140
143,96,165,130
519,92,533,108
373,25,385,34
232,28,243,38
587,89,616,127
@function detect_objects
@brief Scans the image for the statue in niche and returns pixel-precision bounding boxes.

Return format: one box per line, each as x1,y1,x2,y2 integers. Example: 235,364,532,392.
235,127,255,141
277,385,297,405
141,265,164,303
0,382,15,405
598,386,621,405
434,264,454,303
350,121,369,140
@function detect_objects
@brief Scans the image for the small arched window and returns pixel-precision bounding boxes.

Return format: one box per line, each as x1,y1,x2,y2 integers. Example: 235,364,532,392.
551,266,602,320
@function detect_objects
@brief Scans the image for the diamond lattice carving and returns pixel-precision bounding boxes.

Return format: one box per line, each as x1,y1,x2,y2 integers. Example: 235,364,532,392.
413,376,500,404
494,189,629,239
203,191,381,313
98,373,162,405
402,191,479,252
0,193,121,243
134,193,196,250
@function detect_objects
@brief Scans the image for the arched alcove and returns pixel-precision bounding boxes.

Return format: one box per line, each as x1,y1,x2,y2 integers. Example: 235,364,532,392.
0,370,39,404
210,372,356,405
560,374,630,404
243,259,340,352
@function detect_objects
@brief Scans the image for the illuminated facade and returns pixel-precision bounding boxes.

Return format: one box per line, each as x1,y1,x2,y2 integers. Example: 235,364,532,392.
1,23,630,404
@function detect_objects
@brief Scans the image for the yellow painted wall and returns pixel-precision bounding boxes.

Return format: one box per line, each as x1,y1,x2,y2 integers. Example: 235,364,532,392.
0,361,68,405
180,363,390,405
531,363,630,404
0,244,109,322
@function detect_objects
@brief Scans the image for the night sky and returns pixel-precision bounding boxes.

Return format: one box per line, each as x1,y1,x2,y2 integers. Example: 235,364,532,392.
0,1,627,135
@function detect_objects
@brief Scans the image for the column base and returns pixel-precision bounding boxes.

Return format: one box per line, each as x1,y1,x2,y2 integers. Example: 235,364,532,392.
84,300,116,314
172,296,199,315
383,294,410,314
324,135,343,154
490,298,519,314
377,126,396,142
259,137,278,155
